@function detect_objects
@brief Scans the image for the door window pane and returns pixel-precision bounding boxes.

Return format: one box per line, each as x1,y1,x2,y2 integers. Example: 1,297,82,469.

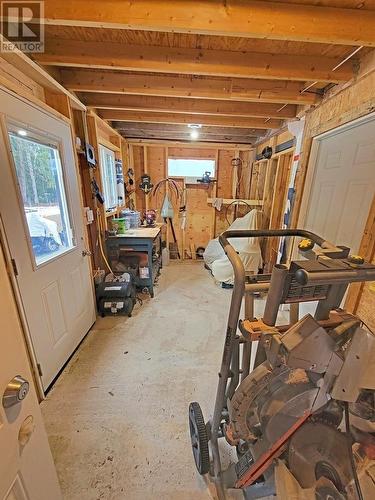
8,132,75,266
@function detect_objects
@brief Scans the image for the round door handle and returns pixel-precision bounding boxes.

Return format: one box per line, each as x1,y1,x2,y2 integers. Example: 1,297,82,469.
2,375,29,409
82,249,92,257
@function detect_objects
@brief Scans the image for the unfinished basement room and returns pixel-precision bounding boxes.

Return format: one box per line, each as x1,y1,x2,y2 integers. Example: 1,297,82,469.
1,1,375,500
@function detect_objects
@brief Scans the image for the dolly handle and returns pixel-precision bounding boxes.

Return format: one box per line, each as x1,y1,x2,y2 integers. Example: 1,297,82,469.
219,228,339,252
218,229,343,290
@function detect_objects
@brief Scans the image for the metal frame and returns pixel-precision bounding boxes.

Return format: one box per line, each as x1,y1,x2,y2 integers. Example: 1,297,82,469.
206,228,357,499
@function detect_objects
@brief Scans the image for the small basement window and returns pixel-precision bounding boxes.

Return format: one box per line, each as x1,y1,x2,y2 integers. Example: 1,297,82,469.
99,145,117,211
168,158,216,182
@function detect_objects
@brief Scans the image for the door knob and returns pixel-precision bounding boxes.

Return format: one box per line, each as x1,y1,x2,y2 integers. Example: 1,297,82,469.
82,249,92,257
2,375,29,408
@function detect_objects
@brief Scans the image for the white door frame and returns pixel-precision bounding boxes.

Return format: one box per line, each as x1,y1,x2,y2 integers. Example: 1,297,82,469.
0,84,92,399
297,111,375,230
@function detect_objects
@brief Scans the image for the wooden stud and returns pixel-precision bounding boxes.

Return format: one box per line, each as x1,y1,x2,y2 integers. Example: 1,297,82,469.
128,143,136,210
264,152,293,270
345,195,375,313
44,90,72,119
143,146,149,211
211,149,219,239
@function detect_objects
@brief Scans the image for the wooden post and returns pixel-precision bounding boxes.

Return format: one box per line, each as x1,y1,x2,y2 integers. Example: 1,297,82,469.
143,145,149,211
210,148,219,239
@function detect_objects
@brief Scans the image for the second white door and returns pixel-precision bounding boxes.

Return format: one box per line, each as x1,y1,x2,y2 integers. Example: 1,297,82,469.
304,116,375,253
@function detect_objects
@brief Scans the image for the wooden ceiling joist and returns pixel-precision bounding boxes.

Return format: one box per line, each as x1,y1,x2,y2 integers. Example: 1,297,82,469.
60,70,317,105
40,1,375,46
115,122,262,143
99,109,283,129
34,39,352,82
82,93,296,119
113,123,266,137
118,131,257,144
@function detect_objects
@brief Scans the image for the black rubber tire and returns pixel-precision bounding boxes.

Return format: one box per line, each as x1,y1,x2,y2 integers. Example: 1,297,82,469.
189,402,210,475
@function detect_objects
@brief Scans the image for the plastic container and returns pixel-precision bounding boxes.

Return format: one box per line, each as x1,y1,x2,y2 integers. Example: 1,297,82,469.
111,217,126,235
116,159,125,206
120,209,141,229
162,247,170,266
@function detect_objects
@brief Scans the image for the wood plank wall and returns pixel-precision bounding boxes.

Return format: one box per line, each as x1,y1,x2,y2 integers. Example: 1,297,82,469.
292,68,375,330
130,143,254,258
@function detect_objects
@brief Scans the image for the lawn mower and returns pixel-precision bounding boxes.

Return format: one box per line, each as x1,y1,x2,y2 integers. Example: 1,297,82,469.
189,229,375,499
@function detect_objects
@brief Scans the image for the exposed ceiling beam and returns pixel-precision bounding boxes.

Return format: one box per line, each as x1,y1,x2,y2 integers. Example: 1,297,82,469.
82,93,296,119
124,139,254,150
40,1,375,46
118,131,256,144
0,34,85,110
60,69,317,105
113,122,266,137
34,39,352,83
99,109,283,128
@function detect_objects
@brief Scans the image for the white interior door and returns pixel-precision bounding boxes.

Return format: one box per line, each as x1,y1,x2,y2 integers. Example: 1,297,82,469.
304,117,375,253
299,116,375,317
0,87,96,390
0,237,61,500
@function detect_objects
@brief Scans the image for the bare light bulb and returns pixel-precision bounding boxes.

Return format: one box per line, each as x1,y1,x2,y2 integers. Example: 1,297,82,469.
190,129,199,140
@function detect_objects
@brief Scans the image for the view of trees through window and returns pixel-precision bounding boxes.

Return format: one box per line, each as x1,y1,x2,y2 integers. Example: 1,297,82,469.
168,158,216,178
10,135,57,206
9,132,74,265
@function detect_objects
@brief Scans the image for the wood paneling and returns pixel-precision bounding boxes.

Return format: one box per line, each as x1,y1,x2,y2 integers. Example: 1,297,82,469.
215,150,235,235
291,70,375,324
292,71,375,230
131,142,257,256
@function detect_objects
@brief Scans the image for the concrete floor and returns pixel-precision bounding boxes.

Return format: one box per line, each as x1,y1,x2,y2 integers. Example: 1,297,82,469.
42,262,283,500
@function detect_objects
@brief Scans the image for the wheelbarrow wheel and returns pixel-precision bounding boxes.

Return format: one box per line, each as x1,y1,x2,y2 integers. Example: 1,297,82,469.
189,402,210,475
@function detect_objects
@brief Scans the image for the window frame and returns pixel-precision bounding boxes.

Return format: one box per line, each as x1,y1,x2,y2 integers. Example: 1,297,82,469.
167,157,217,182
99,144,118,211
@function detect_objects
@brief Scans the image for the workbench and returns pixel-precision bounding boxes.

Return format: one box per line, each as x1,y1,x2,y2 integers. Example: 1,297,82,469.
106,224,162,297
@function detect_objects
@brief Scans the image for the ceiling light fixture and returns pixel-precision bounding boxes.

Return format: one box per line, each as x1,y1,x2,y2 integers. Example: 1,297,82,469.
190,129,199,140
188,123,202,141
17,129,27,136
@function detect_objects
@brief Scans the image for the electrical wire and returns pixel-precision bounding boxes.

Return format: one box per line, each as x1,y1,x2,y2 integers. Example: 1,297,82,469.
344,401,364,500
224,199,252,226
360,318,375,336
264,46,364,123
300,46,364,96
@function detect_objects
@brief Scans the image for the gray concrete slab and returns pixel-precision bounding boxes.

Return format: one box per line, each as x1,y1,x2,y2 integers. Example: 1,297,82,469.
42,262,285,500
